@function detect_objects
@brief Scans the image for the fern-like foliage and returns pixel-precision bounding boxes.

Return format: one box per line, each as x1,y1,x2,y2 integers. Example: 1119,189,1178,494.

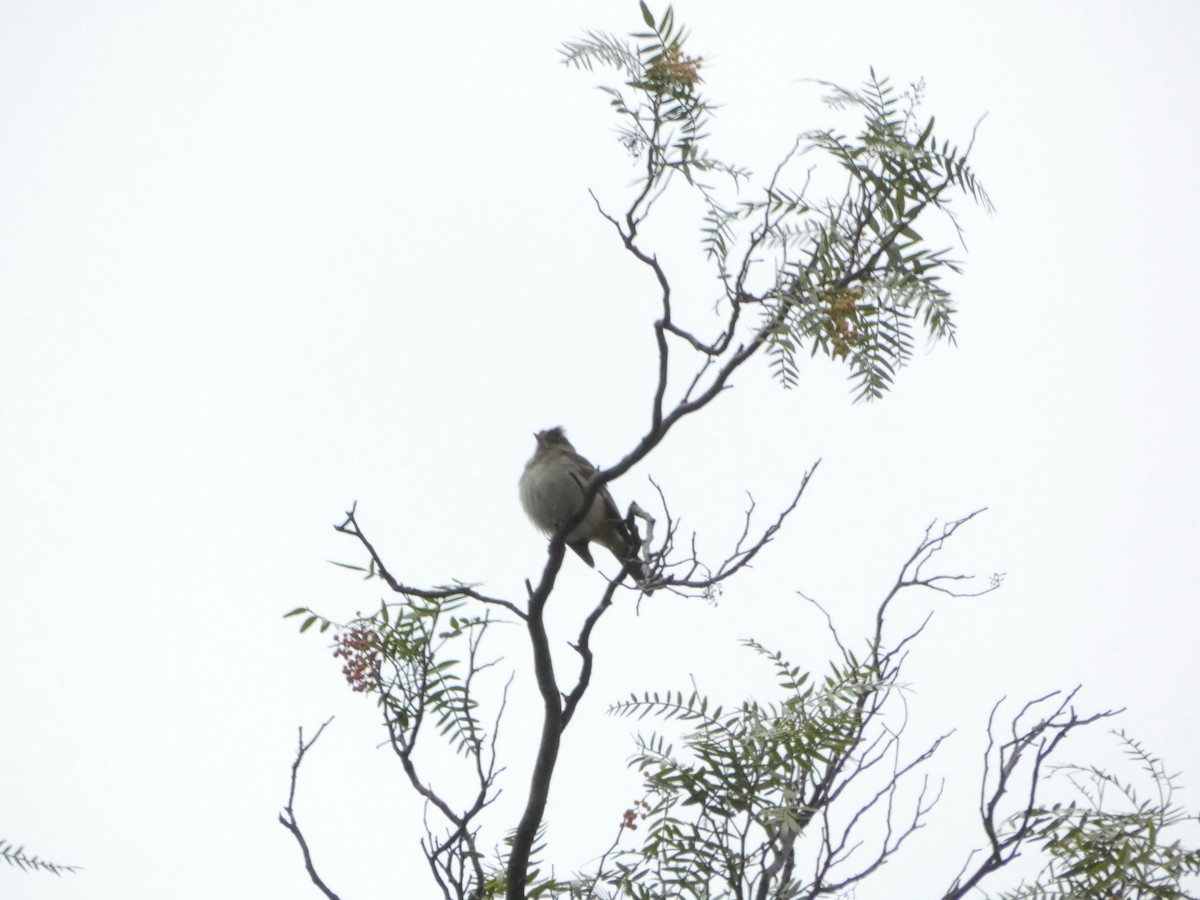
565,7,988,403
1001,731,1200,899
479,822,583,899
561,3,749,207
0,839,79,876
591,641,891,899
289,592,494,761
289,589,505,896
758,70,992,401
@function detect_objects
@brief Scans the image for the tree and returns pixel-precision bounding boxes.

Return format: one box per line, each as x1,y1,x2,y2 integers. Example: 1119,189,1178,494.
280,5,1200,898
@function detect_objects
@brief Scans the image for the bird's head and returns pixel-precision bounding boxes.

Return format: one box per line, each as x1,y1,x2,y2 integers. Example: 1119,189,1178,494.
534,426,573,450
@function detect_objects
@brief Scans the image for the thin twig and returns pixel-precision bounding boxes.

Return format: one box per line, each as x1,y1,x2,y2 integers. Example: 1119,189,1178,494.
278,718,341,900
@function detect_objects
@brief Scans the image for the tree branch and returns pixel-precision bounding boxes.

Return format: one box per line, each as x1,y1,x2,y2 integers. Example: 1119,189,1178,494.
334,504,527,620
278,718,341,900
942,690,1123,898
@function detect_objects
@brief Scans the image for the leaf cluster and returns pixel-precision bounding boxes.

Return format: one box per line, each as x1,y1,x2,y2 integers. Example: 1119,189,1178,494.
755,71,992,400
560,3,745,197
583,641,889,899
288,593,496,760
563,8,990,403
1006,731,1200,899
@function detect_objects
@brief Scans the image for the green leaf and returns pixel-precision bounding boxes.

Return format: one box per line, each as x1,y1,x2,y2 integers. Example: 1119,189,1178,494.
639,0,654,28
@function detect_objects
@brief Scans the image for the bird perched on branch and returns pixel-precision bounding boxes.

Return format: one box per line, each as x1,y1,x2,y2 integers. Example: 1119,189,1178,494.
519,427,653,590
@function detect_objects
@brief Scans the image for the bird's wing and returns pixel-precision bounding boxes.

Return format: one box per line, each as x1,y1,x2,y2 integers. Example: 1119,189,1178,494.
569,465,640,555
567,464,619,520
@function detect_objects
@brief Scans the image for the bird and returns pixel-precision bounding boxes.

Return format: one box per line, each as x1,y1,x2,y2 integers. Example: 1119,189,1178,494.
519,427,653,590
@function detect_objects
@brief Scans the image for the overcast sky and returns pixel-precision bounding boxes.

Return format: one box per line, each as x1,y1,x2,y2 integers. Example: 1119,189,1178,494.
3,1,1199,898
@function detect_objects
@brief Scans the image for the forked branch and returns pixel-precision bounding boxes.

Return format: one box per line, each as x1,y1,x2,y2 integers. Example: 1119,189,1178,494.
943,690,1122,898
278,718,341,900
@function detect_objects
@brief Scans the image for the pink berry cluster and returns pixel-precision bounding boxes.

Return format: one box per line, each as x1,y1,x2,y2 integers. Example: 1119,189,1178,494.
333,622,381,693
620,799,652,831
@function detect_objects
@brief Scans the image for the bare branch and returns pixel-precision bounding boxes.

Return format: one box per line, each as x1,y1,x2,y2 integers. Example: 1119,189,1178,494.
278,718,342,900
563,575,623,728
942,691,1123,898
873,508,999,655
334,504,527,620
662,463,819,596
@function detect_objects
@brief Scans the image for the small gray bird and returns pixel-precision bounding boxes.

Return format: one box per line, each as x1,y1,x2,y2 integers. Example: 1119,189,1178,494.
519,427,652,588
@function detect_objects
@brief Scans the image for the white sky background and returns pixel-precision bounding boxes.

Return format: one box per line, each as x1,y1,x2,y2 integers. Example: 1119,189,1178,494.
3,1,1199,897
